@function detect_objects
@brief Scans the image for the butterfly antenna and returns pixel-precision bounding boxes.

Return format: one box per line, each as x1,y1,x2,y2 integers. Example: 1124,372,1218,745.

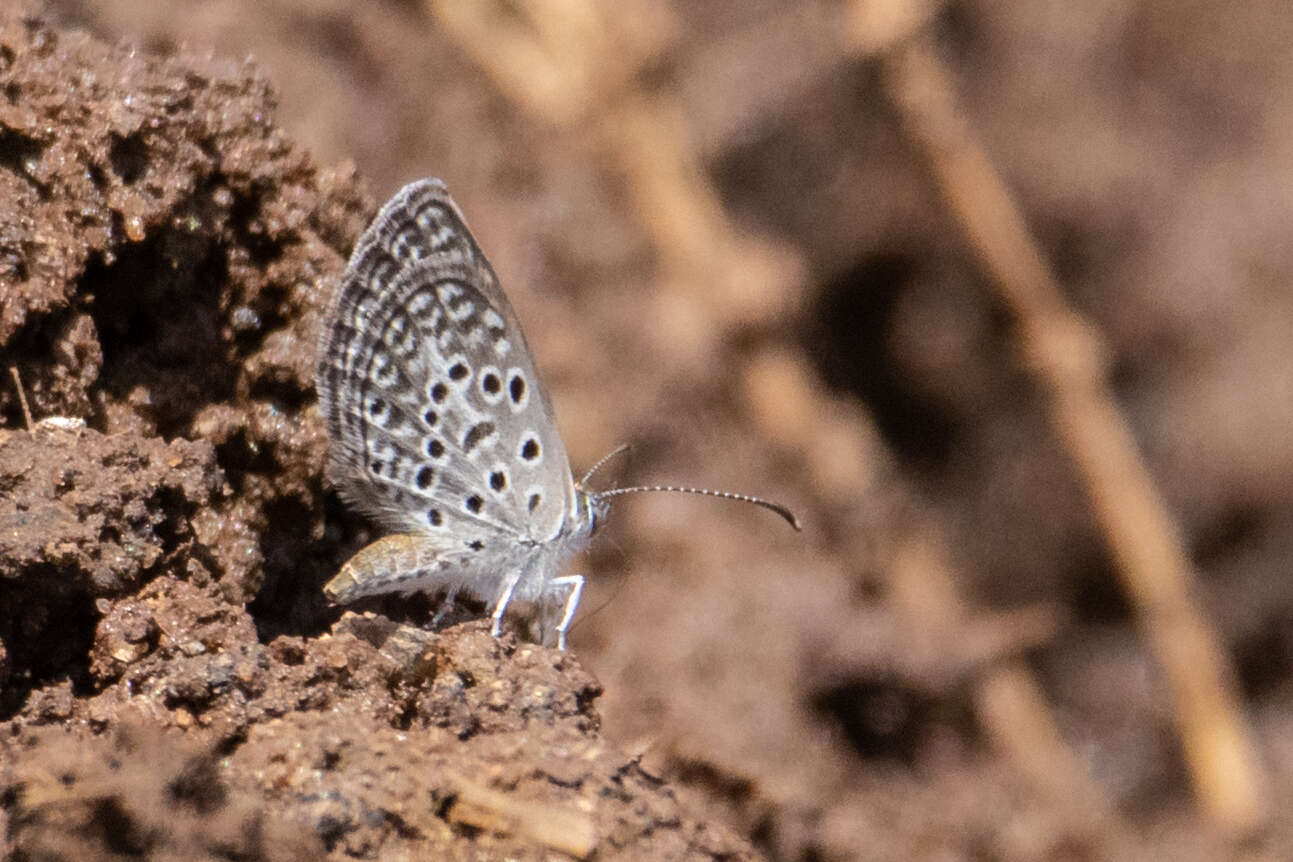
594,485,802,530
581,444,633,487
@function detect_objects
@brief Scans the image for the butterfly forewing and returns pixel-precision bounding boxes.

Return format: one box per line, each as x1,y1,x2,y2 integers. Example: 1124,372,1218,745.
316,179,575,547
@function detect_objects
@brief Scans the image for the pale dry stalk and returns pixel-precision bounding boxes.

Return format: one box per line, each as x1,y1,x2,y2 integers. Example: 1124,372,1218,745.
867,18,1267,834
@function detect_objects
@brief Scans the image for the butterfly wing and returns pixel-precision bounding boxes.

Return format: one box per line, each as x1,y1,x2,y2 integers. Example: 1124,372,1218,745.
316,179,575,546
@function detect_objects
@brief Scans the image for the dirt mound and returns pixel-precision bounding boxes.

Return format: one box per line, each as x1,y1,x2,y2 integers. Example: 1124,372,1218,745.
0,10,759,859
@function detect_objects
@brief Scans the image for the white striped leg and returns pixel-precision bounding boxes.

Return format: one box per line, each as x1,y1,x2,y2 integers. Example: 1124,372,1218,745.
490,571,524,638
547,575,585,651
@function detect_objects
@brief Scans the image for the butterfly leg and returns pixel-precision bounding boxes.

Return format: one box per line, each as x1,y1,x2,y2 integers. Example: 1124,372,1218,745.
547,575,585,651
431,586,459,628
490,570,525,638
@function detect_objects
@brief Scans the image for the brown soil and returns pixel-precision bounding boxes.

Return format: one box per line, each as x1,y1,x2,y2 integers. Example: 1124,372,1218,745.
2,2,1292,860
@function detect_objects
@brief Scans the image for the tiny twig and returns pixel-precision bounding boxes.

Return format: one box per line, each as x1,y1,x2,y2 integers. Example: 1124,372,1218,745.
446,775,597,859
9,366,33,431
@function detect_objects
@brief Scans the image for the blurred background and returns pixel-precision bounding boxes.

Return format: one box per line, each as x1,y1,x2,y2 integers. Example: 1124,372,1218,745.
41,1,1293,859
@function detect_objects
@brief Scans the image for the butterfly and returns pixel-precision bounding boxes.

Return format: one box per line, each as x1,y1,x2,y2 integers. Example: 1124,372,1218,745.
316,179,798,649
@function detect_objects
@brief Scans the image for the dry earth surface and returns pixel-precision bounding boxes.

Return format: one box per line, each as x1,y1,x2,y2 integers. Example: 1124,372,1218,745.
3,2,1293,861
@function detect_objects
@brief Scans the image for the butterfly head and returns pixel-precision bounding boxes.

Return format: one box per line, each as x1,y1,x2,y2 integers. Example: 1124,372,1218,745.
573,485,612,539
